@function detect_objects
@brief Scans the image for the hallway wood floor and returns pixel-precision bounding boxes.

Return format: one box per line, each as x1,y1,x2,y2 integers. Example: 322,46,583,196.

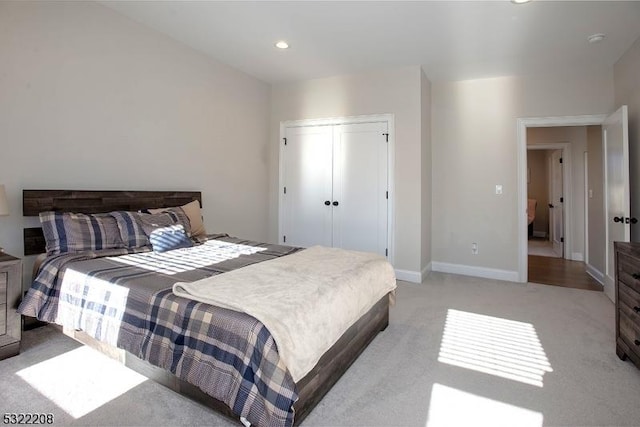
528,255,603,291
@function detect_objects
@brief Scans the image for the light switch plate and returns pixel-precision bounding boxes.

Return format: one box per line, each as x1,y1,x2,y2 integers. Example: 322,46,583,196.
495,185,503,195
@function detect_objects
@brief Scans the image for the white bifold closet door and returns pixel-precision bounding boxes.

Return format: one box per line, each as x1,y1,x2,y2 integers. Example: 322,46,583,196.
282,120,388,257
282,125,334,248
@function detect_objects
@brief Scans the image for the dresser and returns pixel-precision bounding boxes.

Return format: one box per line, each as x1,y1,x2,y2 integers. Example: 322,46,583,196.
615,242,640,369
0,253,22,360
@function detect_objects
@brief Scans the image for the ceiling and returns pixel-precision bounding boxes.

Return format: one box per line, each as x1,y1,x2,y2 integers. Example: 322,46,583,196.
103,1,640,84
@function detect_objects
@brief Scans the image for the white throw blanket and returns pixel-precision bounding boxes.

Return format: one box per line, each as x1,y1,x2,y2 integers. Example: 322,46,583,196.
173,245,397,382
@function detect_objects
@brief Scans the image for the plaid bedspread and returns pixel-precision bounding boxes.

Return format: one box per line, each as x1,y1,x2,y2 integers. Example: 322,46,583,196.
18,235,302,427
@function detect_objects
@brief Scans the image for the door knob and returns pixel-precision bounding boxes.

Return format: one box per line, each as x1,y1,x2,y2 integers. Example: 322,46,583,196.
632,218,638,224
548,204,554,208
332,201,339,206
614,216,624,223
324,200,331,206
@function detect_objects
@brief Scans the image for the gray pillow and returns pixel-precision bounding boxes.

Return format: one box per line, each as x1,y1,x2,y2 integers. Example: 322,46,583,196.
39,211,125,255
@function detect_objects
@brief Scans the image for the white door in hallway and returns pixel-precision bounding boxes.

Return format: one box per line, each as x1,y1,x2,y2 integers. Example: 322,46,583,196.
604,105,630,301
550,150,564,258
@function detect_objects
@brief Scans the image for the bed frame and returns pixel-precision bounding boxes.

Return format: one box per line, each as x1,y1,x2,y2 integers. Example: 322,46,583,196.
22,189,390,426
23,190,202,255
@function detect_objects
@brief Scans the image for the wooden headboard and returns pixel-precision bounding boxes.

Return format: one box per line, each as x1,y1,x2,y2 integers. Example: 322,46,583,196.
23,190,202,256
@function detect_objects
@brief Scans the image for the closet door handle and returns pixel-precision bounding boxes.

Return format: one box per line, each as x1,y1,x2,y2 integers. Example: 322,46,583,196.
332,201,339,206
614,216,624,223
324,200,331,206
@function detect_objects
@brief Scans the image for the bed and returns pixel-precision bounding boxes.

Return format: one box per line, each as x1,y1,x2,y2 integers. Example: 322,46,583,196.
18,190,396,426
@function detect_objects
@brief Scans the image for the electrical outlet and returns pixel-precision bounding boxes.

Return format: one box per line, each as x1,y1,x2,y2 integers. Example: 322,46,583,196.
471,242,478,254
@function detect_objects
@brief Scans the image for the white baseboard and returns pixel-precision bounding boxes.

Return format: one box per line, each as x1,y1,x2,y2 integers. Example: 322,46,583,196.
571,252,584,262
395,269,422,283
431,261,519,282
421,262,432,280
533,231,547,238
604,279,615,303
395,262,433,284
585,264,605,286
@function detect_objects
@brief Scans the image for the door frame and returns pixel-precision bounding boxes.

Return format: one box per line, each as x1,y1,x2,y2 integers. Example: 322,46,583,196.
584,151,590,265
527,143,571,258
517,114,607,283
603,105,631,300
279,113,395,264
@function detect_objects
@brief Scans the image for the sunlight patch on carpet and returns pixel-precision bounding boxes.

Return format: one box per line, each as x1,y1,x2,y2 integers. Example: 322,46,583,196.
426,383,543,427
16,346,147,418
438,309,553,387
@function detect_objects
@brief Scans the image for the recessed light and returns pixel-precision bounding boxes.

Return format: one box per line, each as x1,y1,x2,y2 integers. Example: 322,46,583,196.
587,33,606,44
511,0,532,4
275,41,289,49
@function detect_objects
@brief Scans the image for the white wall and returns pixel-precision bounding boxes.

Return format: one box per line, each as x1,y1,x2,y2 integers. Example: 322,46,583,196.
614,36,640,241
270,66,426,277
0,2,271,273
432,72,614,277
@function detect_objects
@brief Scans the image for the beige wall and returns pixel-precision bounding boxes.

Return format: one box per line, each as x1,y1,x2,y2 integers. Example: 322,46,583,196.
587,125,605,275
614,36,640,241
526,150,549,235
0,2,271,268
2,1,628,284
270,66,426,276
432,72,614,274
421,69,432,272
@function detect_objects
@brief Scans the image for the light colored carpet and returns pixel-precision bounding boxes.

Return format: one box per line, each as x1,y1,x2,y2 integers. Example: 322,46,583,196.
2,272,640,426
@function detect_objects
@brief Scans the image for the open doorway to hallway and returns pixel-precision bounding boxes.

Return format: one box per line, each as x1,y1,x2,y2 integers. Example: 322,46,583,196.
525,126,602,292
528,255,602,291
518,109,631,299
527,145,565,259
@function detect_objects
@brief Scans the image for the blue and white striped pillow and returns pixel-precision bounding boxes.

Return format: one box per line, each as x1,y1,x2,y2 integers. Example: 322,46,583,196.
149,224,193,253
39,211,126,255
112,210,191,249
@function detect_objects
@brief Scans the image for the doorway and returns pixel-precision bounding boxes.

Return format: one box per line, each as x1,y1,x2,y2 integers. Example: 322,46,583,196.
526,139,601,291
517,115,607,289
527,144,570,260
527,255,603,291
518,110,630,298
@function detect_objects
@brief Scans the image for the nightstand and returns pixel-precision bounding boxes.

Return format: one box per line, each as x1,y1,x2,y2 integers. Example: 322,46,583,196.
0,253,22,360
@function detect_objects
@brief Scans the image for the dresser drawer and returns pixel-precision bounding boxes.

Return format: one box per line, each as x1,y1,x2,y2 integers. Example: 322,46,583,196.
0,303,6,335
619,309,640,356
617,253,640,295
619,282,640,316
